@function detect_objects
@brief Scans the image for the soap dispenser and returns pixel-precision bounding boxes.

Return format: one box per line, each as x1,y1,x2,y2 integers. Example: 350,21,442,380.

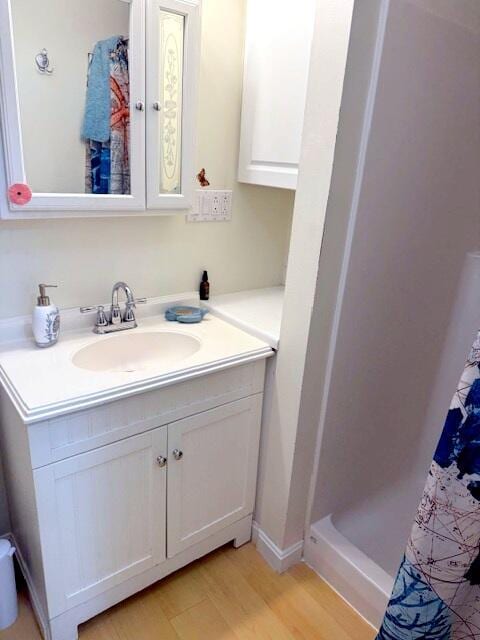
33,284,60,348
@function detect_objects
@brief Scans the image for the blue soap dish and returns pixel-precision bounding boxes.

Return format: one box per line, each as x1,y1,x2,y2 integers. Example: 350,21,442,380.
165,306,208,324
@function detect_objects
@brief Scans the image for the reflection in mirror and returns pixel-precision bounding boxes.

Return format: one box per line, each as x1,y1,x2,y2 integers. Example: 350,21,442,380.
11,0,131,195
159,10,184,195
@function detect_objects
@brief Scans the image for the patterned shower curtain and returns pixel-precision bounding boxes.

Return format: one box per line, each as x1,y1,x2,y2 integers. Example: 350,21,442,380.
377,331,480,639
84,37,130,195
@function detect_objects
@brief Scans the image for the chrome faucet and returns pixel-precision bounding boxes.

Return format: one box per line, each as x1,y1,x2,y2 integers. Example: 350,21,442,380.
111,281,135,325
80,282,147,334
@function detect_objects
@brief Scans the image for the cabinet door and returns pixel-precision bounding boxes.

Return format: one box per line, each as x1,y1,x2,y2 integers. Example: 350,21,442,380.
167,395,262,558
238,0,316,190
0,0,146,216
146,0,201,210
34,427,167,617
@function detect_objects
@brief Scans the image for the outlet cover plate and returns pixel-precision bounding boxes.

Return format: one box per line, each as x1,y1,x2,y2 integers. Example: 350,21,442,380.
188,190,233,222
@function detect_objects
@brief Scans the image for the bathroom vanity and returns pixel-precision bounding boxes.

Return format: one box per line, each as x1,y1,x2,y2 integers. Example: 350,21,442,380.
0,298,273,640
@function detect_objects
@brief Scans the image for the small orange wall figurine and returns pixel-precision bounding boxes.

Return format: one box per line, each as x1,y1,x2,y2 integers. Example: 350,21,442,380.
196,168,210,187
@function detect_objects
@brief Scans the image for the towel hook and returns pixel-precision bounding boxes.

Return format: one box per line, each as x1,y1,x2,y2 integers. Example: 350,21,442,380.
35,49,54,74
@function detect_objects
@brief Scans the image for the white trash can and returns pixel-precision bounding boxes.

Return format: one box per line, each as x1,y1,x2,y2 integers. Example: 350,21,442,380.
0,539,17,630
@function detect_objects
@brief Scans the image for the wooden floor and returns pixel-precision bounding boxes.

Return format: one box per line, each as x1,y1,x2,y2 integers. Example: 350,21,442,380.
0,543,376,640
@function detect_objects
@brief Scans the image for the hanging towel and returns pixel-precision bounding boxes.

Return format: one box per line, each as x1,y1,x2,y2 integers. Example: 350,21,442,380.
82,35,122,143
377,330,480,639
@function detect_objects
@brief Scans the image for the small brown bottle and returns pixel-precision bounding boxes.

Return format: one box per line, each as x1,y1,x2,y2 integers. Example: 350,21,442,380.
200,270,210,301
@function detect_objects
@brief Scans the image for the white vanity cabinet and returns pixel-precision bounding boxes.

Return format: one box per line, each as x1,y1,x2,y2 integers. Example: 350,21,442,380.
0,360,266,640
238,0,316,190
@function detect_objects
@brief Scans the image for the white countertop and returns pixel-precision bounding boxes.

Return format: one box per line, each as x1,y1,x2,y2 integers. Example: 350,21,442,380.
0,302,273,424
202,287,284,349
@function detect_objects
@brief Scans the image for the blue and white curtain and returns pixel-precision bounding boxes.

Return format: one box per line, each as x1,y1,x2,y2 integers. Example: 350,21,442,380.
377,331,480,639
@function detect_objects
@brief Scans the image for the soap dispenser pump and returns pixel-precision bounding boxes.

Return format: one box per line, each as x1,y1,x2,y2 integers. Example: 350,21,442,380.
33,284,60,348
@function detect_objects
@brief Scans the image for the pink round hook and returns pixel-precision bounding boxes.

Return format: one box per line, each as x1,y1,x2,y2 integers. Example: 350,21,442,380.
8,183,32,205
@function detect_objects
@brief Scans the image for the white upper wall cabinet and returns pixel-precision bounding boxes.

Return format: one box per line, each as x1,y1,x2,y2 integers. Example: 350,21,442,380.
238,0,316,190
0,0,200,218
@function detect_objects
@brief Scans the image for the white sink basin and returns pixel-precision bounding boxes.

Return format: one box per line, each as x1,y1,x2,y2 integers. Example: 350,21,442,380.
72,331,201,373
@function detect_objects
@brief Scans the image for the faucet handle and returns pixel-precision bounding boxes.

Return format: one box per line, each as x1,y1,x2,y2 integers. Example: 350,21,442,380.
124,301,136,323
124,298,147,323
110,304,122,325
80,305,109,327
96,306,109,327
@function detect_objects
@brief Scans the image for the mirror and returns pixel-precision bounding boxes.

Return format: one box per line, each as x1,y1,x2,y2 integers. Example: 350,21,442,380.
1,0,201,214
10,0,132,195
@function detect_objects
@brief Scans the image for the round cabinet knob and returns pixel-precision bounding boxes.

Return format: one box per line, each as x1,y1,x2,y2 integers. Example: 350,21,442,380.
153,102,161,111
156,456,167,468
172,449,183,461
135,101,145,111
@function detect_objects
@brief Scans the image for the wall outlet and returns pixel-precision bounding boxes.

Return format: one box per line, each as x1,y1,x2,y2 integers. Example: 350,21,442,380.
221,192,232,216
187,190,233,222
212,195,220,216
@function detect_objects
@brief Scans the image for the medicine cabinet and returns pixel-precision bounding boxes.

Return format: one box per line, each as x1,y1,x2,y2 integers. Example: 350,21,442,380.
0,0,201,217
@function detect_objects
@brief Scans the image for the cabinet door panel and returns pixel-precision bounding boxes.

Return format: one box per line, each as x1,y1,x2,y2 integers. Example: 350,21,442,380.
34,427,167,617
146,0,201,210
238,0,316,190
167,395,262,558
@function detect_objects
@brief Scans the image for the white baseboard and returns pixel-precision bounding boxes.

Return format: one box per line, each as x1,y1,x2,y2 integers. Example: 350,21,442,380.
251,521,303,573
2,533,51,639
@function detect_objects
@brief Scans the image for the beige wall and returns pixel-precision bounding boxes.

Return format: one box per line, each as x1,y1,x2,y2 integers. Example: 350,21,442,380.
12,0,130,193
0,0,294,320
0,186,293,319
